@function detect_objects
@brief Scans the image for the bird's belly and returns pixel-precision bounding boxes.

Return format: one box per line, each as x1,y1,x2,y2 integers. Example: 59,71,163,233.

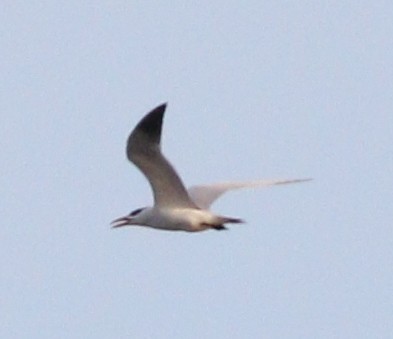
154,208,215,232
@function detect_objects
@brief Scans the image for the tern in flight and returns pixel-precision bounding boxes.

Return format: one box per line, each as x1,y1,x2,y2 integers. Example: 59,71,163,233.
111,103,310,232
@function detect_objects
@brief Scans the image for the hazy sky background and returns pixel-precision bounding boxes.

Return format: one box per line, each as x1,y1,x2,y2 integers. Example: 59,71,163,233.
1,1,392,338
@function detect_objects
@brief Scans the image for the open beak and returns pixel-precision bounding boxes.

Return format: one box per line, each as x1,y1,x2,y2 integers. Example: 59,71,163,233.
111,215,132,228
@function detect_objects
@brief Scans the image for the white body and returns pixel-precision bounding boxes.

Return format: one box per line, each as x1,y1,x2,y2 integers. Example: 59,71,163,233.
136,207,231,232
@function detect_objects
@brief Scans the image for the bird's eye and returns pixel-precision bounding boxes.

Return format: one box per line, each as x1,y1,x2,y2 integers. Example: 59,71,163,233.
129,208,144,216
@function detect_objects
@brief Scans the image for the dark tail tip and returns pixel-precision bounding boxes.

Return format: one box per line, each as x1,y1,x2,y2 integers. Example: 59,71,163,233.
223,217,245,224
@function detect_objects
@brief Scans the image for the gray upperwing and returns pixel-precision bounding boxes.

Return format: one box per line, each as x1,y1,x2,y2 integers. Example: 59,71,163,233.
126,103,197,208
188,178,312,209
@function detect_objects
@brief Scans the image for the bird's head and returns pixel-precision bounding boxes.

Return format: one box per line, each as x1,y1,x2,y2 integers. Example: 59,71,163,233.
111,207,148,228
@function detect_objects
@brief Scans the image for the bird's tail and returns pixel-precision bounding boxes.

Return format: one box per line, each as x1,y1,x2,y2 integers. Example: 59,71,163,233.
209,216,244,231
219,216,245,224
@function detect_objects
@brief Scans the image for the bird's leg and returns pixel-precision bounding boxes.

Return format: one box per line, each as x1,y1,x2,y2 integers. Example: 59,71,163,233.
212,224,228,231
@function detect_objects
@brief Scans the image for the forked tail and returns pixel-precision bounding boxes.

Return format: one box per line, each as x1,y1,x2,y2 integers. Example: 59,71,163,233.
220,216,245,224
210,216,244,231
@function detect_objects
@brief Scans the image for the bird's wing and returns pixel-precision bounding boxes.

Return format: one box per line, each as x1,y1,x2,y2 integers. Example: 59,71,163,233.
188,178,312,209
126,103,197,208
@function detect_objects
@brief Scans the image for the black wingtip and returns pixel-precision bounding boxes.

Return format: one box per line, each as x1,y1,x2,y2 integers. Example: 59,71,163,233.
143,102,167,122
133,103,168,141
156,102,167,111
148,102,167,117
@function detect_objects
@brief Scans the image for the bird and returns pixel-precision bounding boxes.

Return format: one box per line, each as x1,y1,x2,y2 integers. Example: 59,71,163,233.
111,103,310,232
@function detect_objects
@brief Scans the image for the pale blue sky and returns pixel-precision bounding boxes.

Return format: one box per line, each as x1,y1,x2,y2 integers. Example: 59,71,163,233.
1,1,392,338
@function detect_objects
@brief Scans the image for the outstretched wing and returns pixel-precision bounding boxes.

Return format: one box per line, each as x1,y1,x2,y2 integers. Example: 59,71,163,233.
127,103,197,208
188,178,312,209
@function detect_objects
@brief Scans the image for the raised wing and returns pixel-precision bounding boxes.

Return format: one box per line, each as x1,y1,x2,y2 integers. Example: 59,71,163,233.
188,178,312,209
127,103,197,208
